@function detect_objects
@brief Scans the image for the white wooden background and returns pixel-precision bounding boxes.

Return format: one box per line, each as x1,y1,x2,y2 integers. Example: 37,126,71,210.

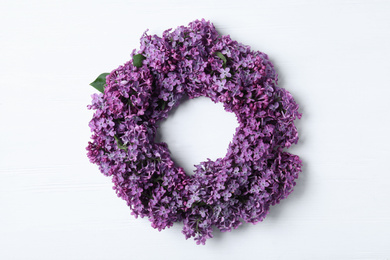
1,0,390,259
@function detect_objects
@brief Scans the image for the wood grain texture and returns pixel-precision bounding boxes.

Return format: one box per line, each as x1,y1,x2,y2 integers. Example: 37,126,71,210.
1,0,390,259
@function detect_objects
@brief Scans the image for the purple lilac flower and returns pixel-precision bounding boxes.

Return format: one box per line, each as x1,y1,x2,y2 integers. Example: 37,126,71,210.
87,19,302,245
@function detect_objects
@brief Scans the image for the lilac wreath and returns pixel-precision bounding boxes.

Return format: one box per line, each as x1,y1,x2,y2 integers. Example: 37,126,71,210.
87,19,302,245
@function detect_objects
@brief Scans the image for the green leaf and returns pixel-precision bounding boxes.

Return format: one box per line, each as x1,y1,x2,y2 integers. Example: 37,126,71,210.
215,51,227,66
133,54,146,68
90,73,109,93
158,99,167,110
114,135,128,151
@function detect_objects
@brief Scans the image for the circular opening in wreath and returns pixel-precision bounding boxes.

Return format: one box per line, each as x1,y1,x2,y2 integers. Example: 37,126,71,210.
156,96,239,176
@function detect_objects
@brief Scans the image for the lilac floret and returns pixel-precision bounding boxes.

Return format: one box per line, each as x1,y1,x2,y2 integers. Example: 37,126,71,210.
87,19,302,245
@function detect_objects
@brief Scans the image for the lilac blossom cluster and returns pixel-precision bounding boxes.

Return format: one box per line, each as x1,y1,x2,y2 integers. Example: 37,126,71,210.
87,19,302,245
